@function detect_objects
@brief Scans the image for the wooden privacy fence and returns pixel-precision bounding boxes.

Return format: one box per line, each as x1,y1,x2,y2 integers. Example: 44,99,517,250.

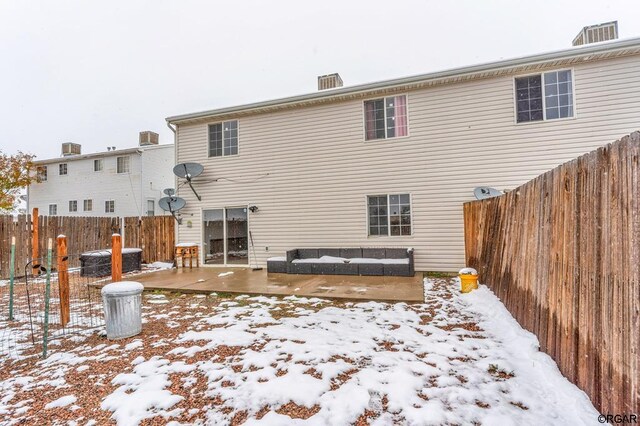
124,216,175,264
0,213,175,278
34,214,120,263
463,131,640,414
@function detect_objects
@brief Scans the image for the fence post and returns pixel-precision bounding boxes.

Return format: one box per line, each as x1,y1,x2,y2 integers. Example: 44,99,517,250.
32,207,39,275
42,238,53,359
8,236,15,320
112,233,122,282
57,235,70,326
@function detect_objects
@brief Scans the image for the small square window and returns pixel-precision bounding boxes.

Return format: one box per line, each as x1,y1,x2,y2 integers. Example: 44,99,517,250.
105,200,115,213
364,95,408,140
83,199,92,212
367,194,411,236
49,204,57,215
59,163,68,175
209,120,239,157
516,70,574,123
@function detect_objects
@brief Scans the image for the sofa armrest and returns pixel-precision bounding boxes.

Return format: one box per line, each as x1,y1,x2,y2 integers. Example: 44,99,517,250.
286,249,299,263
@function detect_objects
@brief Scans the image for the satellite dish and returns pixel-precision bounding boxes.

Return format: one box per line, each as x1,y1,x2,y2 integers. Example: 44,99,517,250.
159,196,186,224
474,187,503,200
173,163,203,179
163,188,176,196
173,163,204,201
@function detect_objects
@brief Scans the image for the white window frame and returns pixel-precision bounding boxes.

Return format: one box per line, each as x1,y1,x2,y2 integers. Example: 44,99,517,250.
105,200,115,213
83,199,92,212
363,94,410,141
513,69,576,124
59,163,68,175
49,204,57,215
365,193,413,237
68,200,77,212
116,156,130,173
146,199,155,216
94,159,103,172
207,120,240,158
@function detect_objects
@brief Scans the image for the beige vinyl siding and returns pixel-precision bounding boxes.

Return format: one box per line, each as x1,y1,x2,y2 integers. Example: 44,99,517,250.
175,54,640,271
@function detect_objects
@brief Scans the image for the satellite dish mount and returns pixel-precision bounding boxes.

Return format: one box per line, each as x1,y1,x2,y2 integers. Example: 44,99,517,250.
158,195,187,225
173,163,204,201
473,187,503,200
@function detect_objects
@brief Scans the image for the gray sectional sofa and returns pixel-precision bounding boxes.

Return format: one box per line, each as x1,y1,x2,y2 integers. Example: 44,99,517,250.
267,248,414,277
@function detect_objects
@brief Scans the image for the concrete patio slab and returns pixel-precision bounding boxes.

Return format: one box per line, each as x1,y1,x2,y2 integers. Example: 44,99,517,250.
127,267,424,302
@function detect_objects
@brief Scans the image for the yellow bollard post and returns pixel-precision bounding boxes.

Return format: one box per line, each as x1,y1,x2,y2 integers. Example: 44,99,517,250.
459,267,479,293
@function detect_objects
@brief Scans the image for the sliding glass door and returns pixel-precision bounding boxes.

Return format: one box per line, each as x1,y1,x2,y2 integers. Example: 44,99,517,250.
203,209,224,264
203,207,248,265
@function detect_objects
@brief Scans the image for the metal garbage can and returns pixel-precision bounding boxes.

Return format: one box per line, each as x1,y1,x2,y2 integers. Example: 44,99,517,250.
101,281,144,339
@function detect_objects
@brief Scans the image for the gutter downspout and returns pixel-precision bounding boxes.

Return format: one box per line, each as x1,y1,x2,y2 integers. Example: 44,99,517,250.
138,149,143,219
167,122,177,212
166,122,180,251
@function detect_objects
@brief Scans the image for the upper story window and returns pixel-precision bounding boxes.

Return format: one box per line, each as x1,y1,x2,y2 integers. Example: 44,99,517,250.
59,163,68,175
117,156,130,173
209,120,239,157
69,200,77,212
49,204,57,215
515,70,574,123
367,194,412,236
37,166,47,181
364,95,408,140
94,159,103,172
83,199,92,212
105,200,115,213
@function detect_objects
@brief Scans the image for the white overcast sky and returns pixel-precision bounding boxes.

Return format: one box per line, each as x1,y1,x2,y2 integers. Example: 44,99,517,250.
1,0,640,159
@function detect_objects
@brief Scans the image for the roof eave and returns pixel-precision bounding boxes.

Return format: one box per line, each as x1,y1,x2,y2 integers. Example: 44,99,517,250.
166,36,640,125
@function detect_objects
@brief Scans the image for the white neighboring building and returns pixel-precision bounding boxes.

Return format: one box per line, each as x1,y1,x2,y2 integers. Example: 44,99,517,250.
28,132,175,217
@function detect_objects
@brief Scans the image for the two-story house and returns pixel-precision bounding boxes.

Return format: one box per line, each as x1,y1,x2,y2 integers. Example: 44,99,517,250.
28,131,175,218
166,28,640,272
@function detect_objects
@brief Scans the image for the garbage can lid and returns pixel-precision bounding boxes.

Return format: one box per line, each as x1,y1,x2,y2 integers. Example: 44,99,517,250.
458,267,478,275
101,281,144,296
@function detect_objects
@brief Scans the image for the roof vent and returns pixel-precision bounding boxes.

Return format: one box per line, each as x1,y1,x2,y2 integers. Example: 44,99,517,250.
573,21,618,46
61,143,81,157
317,73,343,91
139,131,159,146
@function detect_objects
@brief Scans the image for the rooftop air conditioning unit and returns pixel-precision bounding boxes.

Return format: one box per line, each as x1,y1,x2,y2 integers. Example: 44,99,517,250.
317,73,343,91
573,21,618,46
139,131,159,146
61,143,81,157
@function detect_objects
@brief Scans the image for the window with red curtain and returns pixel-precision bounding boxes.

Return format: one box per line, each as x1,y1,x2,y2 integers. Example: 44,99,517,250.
364,95,407,140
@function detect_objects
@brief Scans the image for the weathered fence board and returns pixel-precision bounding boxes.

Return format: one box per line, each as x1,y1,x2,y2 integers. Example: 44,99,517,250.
463,131,640,414
124,216,175,264
0,215,32,277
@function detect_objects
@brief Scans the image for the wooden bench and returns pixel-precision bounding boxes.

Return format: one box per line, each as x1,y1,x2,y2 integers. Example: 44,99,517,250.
175,244,199,268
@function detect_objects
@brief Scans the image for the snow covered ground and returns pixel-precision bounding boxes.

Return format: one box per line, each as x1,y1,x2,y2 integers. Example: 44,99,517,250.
0,278,599,425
